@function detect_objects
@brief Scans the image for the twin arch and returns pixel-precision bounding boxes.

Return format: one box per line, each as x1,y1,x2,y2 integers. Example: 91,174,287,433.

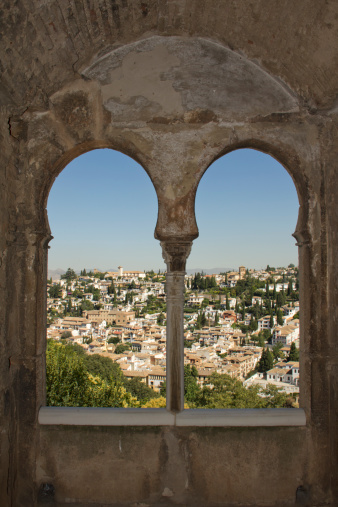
40,35,307,413
33,36,307,248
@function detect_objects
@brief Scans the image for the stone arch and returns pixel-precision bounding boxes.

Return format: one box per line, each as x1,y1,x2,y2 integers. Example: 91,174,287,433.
40,141,159,244
195,139,310,246
24,35,303,244
189,138,321,418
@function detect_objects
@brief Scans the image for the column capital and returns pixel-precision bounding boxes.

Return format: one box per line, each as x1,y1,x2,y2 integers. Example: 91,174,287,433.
6,228,53,249
161,240,192,272
292,228,311,247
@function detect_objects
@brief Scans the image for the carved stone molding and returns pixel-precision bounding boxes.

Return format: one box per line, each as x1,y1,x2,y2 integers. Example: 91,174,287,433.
6,228,52,249
161,240,192,272
292,228,311,247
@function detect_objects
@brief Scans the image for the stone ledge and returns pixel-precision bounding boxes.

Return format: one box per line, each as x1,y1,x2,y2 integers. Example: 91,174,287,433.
39,407,306,427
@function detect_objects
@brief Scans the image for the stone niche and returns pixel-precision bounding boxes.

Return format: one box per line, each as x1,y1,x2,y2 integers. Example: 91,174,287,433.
0,4,337,507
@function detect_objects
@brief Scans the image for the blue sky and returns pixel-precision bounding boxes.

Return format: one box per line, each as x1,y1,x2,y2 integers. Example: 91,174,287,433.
47,148,299,272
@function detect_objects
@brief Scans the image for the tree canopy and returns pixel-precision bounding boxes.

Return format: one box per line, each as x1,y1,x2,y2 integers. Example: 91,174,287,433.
257,348,274,373
46,341,292,409
46,341,158,407
288,342,299,362
61,268,77,282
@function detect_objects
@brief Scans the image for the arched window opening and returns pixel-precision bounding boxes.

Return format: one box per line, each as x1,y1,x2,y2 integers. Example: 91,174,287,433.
184,149,300,409
46,148,166,409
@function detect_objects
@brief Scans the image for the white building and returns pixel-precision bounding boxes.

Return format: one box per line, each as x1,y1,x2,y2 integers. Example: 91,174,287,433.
272,324,299,346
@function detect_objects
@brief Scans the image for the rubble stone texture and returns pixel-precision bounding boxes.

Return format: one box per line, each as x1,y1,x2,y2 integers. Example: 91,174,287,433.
0,1,337,505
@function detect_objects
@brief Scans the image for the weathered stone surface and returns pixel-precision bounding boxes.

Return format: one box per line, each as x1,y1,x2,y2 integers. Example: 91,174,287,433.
0,1,337,506
82,36,299,124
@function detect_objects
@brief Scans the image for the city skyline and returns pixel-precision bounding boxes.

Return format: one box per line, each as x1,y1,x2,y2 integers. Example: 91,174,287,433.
47,148,299,272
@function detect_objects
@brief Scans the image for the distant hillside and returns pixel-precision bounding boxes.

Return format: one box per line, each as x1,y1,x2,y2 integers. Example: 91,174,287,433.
48,267,235,279
47,268,65,280
48,268,119,279
186,268,234,275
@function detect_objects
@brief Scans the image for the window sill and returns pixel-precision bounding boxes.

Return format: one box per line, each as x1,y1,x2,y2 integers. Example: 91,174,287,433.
39,407,306,427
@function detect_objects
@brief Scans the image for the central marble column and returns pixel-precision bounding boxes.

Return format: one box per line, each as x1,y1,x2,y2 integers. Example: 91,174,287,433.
161,241,192,413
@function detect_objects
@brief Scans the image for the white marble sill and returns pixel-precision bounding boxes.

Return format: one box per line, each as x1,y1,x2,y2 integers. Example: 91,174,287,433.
39,407,306,427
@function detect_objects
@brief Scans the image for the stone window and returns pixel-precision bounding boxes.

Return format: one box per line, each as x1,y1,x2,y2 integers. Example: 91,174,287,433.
40,149,305,427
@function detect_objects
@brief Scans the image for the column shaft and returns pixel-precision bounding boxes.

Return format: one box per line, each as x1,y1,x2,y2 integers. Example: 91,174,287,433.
166,272,186,412
161,241,192,413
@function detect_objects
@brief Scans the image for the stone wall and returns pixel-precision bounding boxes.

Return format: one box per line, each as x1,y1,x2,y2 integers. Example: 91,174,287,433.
0,1,337,505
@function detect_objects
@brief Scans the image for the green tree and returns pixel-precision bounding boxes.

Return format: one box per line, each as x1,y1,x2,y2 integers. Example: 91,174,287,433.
287,279,293,296
273,283,277,301
81,299,94,311
108,281,116,295
288,342,299,362
48,284,62,298
276,291,286,307
115,343,131,354
226,292,230,310
184,365,201,407
61,331,72,339
257,348,274,373
263,384,288,408
67,298,72,313
272,342,283,361
276,308,284,326
61,268,77,282
142,396,166,408
250,317,258,332
241,302,246,321
46,341,138,407
198,373,266,409
125,378,160,404
195,311,207,330
82,353,122,382
157,312,165,325
46,340,91,406
258,333,266,348
108,336,120,345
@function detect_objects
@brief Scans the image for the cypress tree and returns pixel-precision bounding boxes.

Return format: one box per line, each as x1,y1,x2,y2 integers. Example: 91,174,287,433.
241,303,246,321
266,298,271,312
288,279,293,296
258,348,274,373
288,342,299,361
266,348,274,370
